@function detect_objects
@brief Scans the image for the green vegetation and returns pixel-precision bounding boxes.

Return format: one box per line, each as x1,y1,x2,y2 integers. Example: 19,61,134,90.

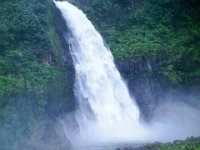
0,0,74,149
133,137,200,150
0,0,59,96
75,0,200,86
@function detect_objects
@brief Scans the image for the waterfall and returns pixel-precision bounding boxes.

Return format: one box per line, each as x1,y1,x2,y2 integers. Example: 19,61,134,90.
54,1,145,144
53,1,200,146
54,0,141,143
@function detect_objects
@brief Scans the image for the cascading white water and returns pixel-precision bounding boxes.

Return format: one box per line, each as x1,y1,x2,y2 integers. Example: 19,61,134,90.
54,1,144,143
54,1,200,146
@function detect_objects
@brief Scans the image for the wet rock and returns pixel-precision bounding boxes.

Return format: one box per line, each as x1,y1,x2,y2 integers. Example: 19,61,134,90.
115,57,167,121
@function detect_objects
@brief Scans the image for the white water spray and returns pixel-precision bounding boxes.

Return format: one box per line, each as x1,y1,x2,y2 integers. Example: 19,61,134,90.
54,1,145,143
54,1,200,146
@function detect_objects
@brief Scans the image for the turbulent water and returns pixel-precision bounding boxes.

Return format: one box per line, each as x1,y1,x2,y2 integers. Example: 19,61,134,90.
54,0,200,147
54,0,145,144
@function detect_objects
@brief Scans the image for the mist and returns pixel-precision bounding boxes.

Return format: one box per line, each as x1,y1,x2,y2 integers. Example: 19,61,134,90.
5,91,199,150
147,101,200,142
57,92,200,148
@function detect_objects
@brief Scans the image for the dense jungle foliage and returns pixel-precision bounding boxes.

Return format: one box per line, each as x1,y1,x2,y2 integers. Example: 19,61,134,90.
75,0,200,86
0,0,74,149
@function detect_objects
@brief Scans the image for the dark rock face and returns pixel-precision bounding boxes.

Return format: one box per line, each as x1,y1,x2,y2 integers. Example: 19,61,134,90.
128,74,164,121
116,58,156,73
52,3,74,67
51,3,77,116
115,57,167,121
